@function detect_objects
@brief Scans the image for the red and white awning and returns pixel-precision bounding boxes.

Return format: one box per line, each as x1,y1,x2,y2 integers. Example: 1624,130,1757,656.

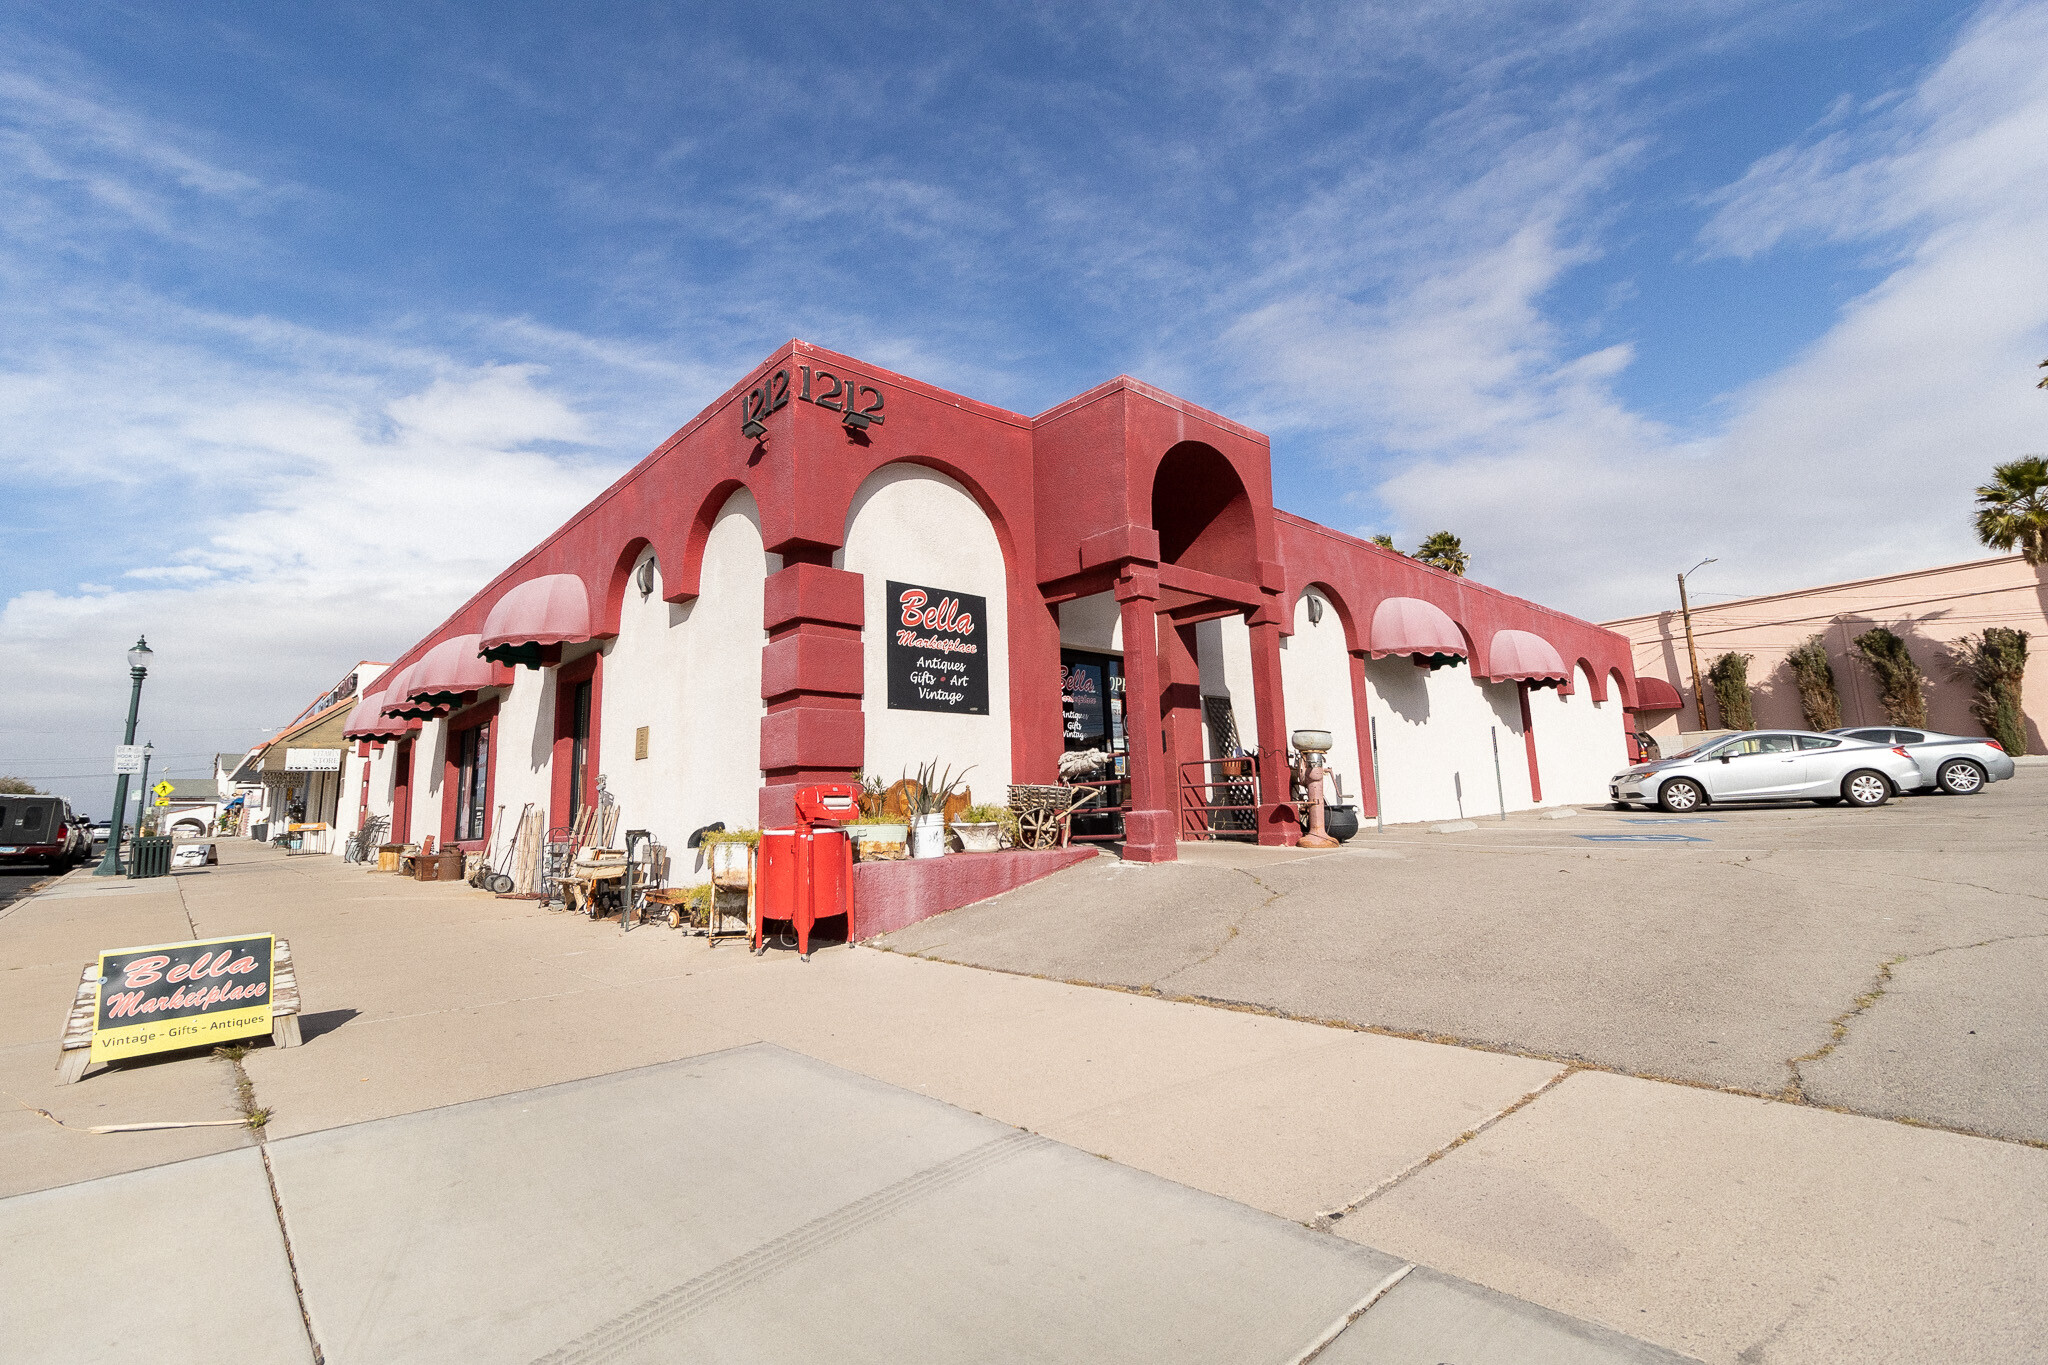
1628,675,1683,712
480,574,597,665
1369,596,1467,661
1484,629,1570,685
342,687,410,739
399,634,495,712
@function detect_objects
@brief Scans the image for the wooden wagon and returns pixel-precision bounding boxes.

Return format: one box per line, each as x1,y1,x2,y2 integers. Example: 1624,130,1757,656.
1006,783,1098,850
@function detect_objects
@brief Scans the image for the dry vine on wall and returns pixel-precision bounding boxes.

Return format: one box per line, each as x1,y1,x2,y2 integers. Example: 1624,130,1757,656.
1786,633,1842,731
1852,627,1929,727
1952,627,2030,755
1707,652,1755,730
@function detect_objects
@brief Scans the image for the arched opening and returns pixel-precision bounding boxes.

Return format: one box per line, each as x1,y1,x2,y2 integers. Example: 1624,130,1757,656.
1151,442,1257,581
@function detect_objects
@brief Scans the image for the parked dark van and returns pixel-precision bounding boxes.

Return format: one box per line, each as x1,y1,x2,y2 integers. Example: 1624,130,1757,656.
1,795,87,870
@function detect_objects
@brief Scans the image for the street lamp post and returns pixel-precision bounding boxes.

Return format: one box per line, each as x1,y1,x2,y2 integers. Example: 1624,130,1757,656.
1677,559,1717,732
93,637,154,876
136,742,155,836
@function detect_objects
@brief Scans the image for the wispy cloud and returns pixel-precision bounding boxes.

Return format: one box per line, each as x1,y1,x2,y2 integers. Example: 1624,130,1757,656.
1207,0,2048,616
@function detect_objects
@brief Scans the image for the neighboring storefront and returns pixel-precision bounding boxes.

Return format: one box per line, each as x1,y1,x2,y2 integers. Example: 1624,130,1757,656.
1605,554,2045,749
339,342,1644,868
248,662,386,849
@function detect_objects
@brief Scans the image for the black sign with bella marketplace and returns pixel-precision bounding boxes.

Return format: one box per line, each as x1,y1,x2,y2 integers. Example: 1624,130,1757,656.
886,581,989,715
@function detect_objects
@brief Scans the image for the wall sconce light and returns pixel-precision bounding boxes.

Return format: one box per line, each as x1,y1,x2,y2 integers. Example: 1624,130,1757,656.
1306,594,1324,625
636,558,655,598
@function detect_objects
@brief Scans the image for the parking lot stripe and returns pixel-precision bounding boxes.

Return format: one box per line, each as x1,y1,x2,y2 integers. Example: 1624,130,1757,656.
1575,834,1710,843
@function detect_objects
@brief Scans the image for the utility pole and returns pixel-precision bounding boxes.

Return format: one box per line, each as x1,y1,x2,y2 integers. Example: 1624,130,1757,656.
1678,559,1716,731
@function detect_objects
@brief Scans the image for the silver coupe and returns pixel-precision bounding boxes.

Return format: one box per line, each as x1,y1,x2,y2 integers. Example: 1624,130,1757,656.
1826,726,2016,795
1609,730,1925,812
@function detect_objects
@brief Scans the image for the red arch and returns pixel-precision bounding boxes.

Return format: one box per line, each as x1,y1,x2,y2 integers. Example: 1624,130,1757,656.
1149,442,1260,581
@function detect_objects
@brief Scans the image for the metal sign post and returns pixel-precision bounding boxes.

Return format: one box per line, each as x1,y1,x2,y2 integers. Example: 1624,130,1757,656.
1490,726,1507,821
1369,717,1384,835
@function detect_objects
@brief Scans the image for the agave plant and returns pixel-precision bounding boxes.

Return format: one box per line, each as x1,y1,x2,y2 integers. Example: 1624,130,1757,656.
901,759,973,819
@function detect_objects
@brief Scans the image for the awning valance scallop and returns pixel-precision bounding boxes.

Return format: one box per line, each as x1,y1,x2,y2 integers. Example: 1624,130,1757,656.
480,573,597,667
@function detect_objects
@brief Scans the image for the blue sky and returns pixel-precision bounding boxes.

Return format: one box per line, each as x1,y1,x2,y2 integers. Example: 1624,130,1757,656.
4,0,2046,808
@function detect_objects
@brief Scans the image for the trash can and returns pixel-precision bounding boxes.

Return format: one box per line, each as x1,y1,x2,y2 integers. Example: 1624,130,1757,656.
753,783,858,961
126,836,172,880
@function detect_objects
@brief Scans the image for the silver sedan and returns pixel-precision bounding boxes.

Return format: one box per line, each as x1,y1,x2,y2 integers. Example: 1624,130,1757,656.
1826,726,2016,795
1609,730,1925,812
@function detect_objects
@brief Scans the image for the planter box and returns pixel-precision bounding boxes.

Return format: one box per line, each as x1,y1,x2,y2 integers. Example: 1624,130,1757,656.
849,847,1098,940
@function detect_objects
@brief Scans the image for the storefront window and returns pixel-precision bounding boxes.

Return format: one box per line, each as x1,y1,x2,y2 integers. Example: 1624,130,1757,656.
1060,651,1125,758
454,718,491,842
568,680,592,825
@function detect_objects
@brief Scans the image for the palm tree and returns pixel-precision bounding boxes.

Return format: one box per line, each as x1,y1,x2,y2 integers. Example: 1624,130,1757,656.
1974,456,2048,565
1414,532,1468,575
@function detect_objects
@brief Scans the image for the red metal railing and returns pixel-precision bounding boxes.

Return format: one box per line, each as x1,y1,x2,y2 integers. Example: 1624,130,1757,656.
1178,756,1263,840
1060,776,1129,843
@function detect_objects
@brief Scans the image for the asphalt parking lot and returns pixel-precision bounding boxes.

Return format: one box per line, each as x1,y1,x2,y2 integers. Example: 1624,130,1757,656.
876,770,2048,1145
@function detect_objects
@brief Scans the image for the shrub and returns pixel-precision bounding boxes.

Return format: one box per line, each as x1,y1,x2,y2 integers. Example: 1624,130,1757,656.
1706,652,1755,730
1852,628,1929,726
698,827,761,848
1786,634,1842,731
1951,628,2030,755
956,804,1009,823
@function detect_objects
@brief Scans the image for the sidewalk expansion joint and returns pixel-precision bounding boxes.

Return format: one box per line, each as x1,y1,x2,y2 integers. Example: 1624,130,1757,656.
1312,1068,1574,1227
216,1044,325,1365
1284,1263,1415,1365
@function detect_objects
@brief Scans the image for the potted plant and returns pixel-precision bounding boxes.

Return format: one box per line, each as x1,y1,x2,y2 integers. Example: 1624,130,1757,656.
698,827,760,888
845,813,910,860
902,759,972,859
950,803,1010,853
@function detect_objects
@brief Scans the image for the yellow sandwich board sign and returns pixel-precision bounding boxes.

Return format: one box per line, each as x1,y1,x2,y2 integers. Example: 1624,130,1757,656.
90,934,276,1064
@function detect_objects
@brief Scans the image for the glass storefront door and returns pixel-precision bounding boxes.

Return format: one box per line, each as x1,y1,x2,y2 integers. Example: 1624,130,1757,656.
1061,650,1129,837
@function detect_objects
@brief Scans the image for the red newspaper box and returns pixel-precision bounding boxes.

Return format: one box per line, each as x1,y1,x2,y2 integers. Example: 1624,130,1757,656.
753,783,858,961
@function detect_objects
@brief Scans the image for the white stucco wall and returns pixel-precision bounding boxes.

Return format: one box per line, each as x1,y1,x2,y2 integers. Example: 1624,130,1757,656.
410,719,446,844
487,661,556,848
334,747,379,856
842,465,1011,808
1529,663,1629,806
1277,590,1361,808
1058,591,1123,652
1365,658,1535,825
1194,614,1261,755
598,491,774,879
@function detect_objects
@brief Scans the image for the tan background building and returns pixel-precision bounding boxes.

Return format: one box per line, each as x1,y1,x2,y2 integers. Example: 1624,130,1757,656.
1604,555,2045,752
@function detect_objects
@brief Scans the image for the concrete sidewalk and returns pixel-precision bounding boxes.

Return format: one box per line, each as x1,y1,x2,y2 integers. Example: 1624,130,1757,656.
3,842,2043,1360
6,1045,1692,1364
